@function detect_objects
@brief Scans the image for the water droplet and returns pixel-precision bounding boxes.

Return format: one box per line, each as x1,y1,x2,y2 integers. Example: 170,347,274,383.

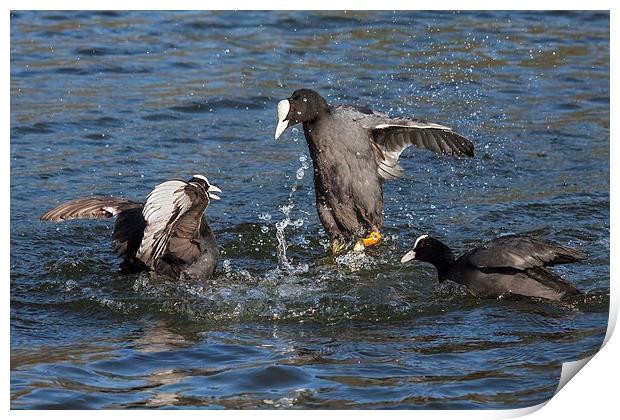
296,168,304,179
261,225,269,233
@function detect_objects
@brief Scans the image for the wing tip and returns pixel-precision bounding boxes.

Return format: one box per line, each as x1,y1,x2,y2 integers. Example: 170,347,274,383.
564,247,588,262
449,132,475,158
39,211,55,221
40,206,69,222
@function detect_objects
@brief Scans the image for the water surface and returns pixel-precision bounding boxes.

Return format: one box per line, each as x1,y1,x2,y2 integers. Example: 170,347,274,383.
11,10,609,409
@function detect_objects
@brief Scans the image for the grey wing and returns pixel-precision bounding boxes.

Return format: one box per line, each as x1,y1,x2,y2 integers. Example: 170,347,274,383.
112,207,146,259
350,107,474,180
136,180,209,269
40,196,144,260
165,207,208,265
466,235,587,270
524,266,581,298
40,196,142,221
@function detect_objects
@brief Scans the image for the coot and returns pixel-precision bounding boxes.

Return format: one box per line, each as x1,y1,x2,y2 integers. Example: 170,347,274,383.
40,175,222,281
275,88,474,254
400,234,584,301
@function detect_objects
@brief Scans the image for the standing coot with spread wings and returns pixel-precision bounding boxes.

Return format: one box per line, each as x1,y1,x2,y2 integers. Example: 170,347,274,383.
40,175,222,281
274,89,474,254
400,234,584,301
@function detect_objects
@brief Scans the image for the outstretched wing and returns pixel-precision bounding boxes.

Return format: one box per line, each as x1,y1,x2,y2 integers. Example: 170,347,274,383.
340,105,474,180
112,207,146,259
40,196,141,221
466,235,587,270
40,196,144,259
136,180,209,269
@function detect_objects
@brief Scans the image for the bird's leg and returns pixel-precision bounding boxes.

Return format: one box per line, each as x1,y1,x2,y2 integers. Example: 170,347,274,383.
316,199,348,254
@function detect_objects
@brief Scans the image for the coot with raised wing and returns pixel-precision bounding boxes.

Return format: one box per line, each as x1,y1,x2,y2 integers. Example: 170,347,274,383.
40,175,222,281
275,88,474,254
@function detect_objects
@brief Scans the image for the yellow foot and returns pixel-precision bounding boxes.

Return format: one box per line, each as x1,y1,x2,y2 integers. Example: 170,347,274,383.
353,240,365,252
331,238,348,255
362,231,382,247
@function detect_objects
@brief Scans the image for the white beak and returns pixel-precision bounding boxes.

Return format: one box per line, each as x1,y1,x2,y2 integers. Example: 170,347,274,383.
207,184,222,201
274,99,290,140
400,250,416,264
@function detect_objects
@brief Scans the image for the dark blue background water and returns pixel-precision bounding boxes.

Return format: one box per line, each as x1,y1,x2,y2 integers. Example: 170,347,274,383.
11,11,609,409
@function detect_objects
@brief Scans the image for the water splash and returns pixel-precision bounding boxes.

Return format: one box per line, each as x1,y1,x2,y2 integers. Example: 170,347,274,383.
275,203,295,269
272,153,309,269
334,250,372,272
258,213,272,234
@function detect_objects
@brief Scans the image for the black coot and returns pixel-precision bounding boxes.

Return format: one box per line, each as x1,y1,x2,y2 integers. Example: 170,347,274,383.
401,234,584,301
40,175,222,281
275,88,474,254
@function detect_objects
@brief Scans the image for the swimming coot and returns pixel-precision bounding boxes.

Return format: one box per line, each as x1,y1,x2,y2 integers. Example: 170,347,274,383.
40,175,222,281
400,234,584,301
275,88,474,254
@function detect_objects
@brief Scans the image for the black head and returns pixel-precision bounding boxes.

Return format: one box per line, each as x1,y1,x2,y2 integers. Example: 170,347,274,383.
189,174,221,202
274,89,330,139
401,235,455,276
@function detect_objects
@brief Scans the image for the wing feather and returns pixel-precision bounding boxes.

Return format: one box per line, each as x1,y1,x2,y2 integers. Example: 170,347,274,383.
466,235,586,270
335,105,475,181
136,180,209,269
40,197,141,221
40,196,145,261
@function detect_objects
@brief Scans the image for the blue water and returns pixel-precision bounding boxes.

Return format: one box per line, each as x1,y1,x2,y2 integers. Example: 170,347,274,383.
11,11,609,409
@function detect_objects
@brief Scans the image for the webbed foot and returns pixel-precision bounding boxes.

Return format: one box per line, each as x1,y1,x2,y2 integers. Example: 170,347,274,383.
362,231,382,247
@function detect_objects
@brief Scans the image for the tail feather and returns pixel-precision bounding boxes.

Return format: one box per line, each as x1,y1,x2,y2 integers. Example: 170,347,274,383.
548,243,587,264
525,266,582,299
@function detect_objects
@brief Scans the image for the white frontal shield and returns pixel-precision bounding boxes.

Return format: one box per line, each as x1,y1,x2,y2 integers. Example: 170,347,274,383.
274,99,291,139
400,250,416,264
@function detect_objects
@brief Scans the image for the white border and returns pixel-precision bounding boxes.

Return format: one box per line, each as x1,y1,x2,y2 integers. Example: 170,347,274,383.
4,1,615,418
2,1,618,10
